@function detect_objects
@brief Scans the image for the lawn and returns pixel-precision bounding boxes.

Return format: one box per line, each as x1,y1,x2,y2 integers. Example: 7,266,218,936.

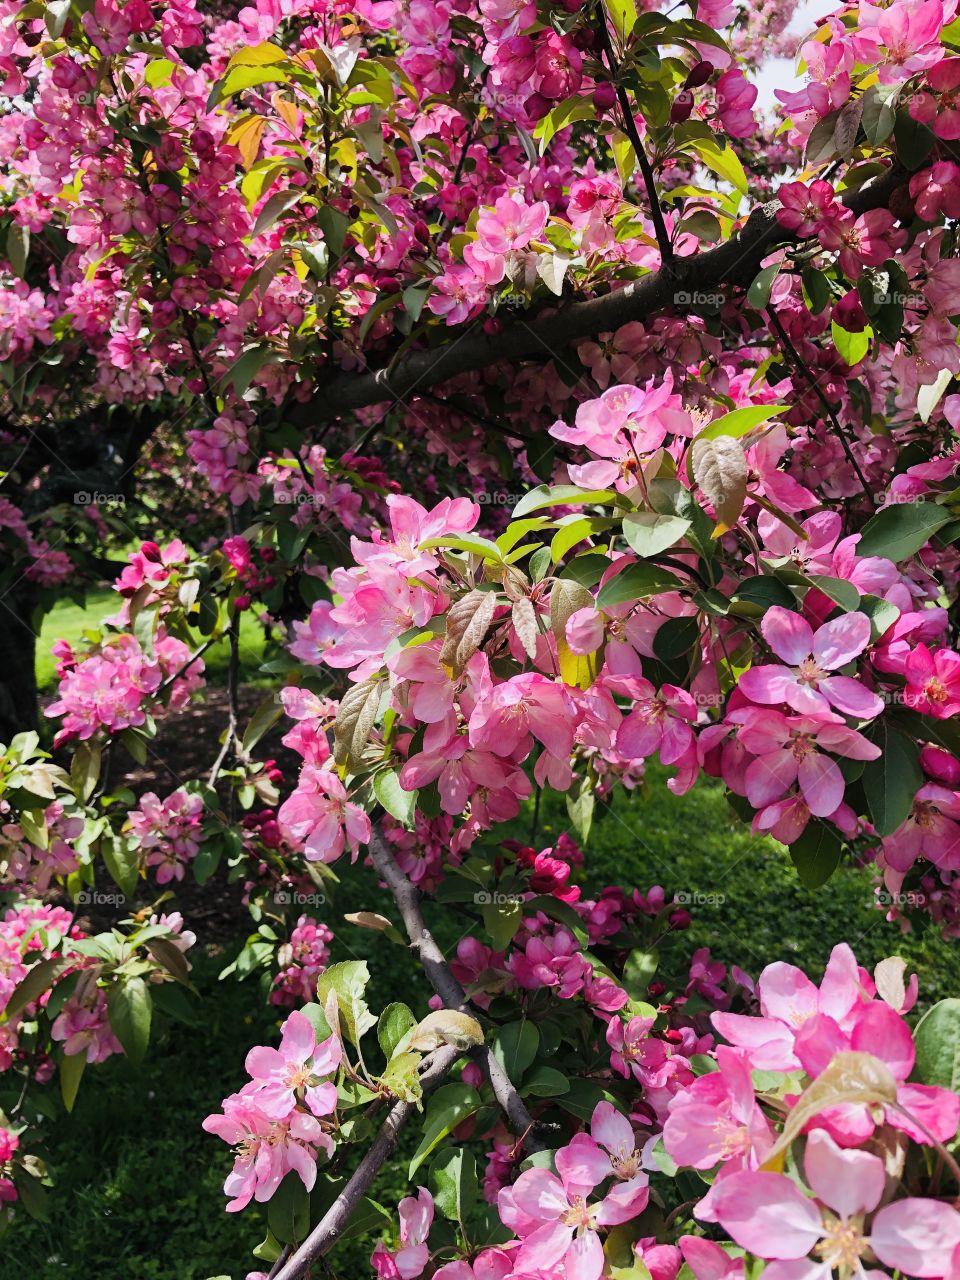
5,763,956,1279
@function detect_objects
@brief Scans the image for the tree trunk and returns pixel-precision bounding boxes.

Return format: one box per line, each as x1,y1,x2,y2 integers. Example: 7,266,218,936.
0,585,39,743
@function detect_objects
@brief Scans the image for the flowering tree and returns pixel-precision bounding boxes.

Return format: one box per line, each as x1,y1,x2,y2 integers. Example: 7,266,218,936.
3,0,960,1274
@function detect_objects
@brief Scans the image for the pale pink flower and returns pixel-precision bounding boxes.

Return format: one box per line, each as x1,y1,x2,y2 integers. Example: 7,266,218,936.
737,607,882,719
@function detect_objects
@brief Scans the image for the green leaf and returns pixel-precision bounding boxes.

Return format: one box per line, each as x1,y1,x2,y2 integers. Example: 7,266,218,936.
788,821,842,889
374,769,417,826
409,1084,480,1176
857,501,951,562
862,723,922,837
698,404,788,441
513,485,620,519
107,976,152,1064
242,692,283,753
729,575,795,616
596,562,682,609
622,512,691,558
378,1002,416,1059
807,575,860,613
622,950,658,1000
913,999,960,1092
831,320,871,366
316,960,377,1047
747,264,779,312
268,1170,311,1245
6,223,29,279
430,1148,478,1229
559,551,610,588
801,266,832,315
380,1050,423,1103
102,833,140,899
5,956,71,1020
894,109,936,171
482,895,523,949
689,134,748,195
217,344,280,396
59,1049,86,1112
492,1021,539,1080
522,1065,570,1097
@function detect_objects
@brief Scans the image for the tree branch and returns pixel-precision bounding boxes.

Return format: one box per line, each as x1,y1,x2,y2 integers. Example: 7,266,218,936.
271,1044,461,1280
292,163,905,426
367,827,545,1148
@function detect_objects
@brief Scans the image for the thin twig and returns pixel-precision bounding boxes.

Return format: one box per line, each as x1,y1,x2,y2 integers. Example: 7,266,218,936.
367,826,544,1145
765,307,875,509
271,1046,461,1280
593,3,674,271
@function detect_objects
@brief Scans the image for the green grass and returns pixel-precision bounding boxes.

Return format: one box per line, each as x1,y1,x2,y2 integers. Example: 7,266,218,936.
36,589,274,692
6,771,958,1277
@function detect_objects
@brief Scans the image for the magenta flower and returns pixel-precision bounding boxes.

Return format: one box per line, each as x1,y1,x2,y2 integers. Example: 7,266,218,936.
476,195,549,254
738,708,880,818
883,783,960,872
679,1236,744,1280
372,1188,434,1280
775,180,842,237
904,643,960,718
701,1131,960,1279
738,606,883,719
202,1092,325,1211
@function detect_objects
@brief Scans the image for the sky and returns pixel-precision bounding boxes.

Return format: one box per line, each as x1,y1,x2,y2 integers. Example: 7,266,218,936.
752,0,842,109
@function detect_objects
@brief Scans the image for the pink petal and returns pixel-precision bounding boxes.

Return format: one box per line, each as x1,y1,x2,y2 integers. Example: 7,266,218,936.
818,676,884,719
700,1171,822,1259
762,607,814,665
871,1199,960,1278
812,612,871,669
511,1167,569,1221
564,1229,605,1280
798,751,845,817
556,1134,612,1192
516,1221,573,1272
803,1129,884,1218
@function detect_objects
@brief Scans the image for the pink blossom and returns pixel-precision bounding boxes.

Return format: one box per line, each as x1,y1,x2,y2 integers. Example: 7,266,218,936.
903,643,960,718
737,606,882,719
775,180,843,237
243,1010,341,1121
278,767,371,863
372,1188,434,1279
476,195,549,254
701,1131,960,1278
498,1135,648,1280
202,1091,327,1211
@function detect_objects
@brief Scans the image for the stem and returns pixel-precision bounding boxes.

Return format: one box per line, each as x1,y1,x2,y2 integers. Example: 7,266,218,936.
272,1046,461,1280
593,3,674,271
765,308,875,509
367,827,543,1147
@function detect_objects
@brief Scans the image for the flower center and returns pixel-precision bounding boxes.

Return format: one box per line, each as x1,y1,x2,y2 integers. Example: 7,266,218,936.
924,676,949,703
796,657,826,685
815,1213,869,1271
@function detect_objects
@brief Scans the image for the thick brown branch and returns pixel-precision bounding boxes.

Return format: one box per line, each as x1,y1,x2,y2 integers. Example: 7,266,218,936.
293,164,905,425
367,827,545,1148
